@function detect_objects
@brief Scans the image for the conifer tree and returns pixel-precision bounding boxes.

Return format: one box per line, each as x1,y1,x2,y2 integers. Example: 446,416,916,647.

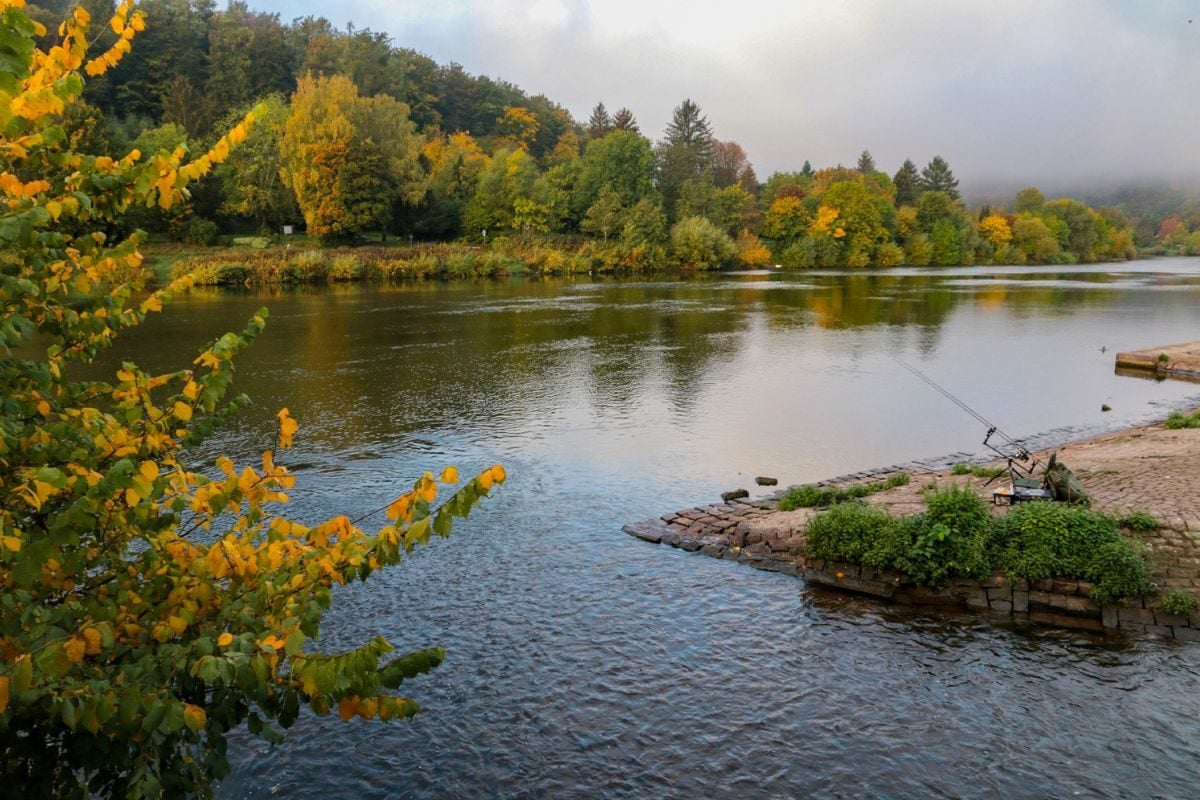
893,158,921,205
919,155,960,200
856,149,876,174
587,101,612,138
612,106,638,132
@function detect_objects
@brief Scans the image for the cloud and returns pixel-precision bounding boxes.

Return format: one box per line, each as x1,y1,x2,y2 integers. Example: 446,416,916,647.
267,0,1200,192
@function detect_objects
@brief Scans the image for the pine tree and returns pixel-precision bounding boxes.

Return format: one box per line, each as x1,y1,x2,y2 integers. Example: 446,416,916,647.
919,155,960,200
857,149,876,174
587,102,613,138
800,160,814,178
656,98,716,220
612,107,638,132
893,158,921,205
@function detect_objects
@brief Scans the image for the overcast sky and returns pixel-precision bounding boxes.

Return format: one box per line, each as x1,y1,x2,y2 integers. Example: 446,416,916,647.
260,0,1199,193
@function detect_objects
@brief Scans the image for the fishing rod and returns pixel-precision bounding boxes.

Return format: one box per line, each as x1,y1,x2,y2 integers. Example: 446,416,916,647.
888,353,1037,482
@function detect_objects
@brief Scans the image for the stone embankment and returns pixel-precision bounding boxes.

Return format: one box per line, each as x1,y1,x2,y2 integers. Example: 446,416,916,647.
623,417,1200,640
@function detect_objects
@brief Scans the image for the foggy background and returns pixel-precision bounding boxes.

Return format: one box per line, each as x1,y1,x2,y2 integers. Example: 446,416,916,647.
260,0,1200,200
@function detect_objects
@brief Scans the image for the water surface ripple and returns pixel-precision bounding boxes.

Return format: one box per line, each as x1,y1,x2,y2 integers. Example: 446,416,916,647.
106,261,1200,798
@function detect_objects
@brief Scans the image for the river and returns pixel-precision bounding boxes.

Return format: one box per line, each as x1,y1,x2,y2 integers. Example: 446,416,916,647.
111,259,1200,797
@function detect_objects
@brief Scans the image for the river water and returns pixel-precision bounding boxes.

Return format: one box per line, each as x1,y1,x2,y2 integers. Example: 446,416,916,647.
114,259,1200,797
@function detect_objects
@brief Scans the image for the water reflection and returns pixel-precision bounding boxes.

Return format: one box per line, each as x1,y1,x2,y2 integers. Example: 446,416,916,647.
94,260,1200,798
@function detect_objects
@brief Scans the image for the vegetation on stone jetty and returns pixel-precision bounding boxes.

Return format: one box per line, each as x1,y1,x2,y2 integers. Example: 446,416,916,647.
777,472,911,511
805,486,1152,604
0,5,505,796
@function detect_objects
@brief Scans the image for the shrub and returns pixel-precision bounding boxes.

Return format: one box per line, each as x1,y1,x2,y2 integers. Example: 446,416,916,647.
1120,510,1160,532
182,216,221,246
1160,589,1198,617
1086,540,1153,606
328,254,363,281
868,485,991,585
805,502,897,564
669,215,736,270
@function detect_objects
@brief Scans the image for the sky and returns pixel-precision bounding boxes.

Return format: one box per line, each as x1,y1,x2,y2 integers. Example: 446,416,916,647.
261,0,1200,194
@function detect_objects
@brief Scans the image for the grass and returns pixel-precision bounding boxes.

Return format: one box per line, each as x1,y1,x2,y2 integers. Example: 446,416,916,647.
777,472,910,511
1164,410,1200,429
1119,510,1160,532
951,462,1008,479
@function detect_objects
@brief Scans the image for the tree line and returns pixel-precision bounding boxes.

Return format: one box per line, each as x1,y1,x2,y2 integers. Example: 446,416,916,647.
37,0,1137,268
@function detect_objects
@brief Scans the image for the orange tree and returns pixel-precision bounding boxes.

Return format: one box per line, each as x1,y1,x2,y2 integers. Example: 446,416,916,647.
0,3,505,796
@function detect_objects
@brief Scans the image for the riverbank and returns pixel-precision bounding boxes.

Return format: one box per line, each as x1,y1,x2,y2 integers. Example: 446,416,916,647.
623,413,1200,640
155,239,685,286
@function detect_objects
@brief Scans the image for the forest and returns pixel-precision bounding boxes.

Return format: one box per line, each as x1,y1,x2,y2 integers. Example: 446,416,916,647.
30,0,1153,270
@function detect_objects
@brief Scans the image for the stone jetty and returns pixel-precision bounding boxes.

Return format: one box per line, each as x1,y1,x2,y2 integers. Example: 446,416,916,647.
1116,341,1200,380
623,414,1200,640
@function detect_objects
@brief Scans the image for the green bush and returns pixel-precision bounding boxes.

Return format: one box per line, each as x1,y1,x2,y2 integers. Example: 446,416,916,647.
867,485,992,585
991,501,1117,581
805,502,897,564
1086,539,1153,606
182,216,221,246
1160,588,1198,617
1120,510,1160,532
328,254,363,281
669,215,736,270
1156,587,1195,618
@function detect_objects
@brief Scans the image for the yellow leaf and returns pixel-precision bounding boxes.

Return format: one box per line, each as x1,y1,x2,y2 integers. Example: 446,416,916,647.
141,294,162,313
217,632,233,647
124,487,140,506
183,703,206,732
439,466,459,484
64,637,85,663
139,460,158,481
168,615,187,635
338,697,359,721
182,380,199,400
385,493,411,521
45,200,61,220
36,399,50,416
490,464,507,483
2,535,21,553
173,401,193,421
82,628,102,655
478,471,494,491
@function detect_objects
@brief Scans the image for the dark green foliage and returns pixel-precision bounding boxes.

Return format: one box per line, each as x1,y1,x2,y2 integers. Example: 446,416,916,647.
866,485,991,585
1086,540,1153,606
1160,589,1198,617
777,473,910,511
919,155,960,200
182,217,221,246
804,489,1153,603
804,502,896,564
893,159,920,206
1164,410,1200,429
1120,510,1160,532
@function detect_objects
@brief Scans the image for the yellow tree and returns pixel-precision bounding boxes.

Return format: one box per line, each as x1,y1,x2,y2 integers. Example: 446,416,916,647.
0,4,504,796
979,213,1013,249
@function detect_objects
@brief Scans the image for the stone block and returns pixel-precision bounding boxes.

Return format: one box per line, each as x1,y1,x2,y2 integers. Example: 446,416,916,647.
1145,624,1175,638
1028,591,1053,609
1051,579,1080,595
964,590,990,610
680,539,703,552
1032,578,1055,592
981,575,1008,589
1029,611,1103,632
990,600,1013,613
986,587,1011,602
1102,605,1119,629
1118,607,1156,626
1013,591,1030,613
700,543,725,558
1172,626,1200,642
1155,611,1189,627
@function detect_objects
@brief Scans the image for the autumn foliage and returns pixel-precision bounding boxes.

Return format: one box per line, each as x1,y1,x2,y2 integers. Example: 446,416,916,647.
0,3,504,796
